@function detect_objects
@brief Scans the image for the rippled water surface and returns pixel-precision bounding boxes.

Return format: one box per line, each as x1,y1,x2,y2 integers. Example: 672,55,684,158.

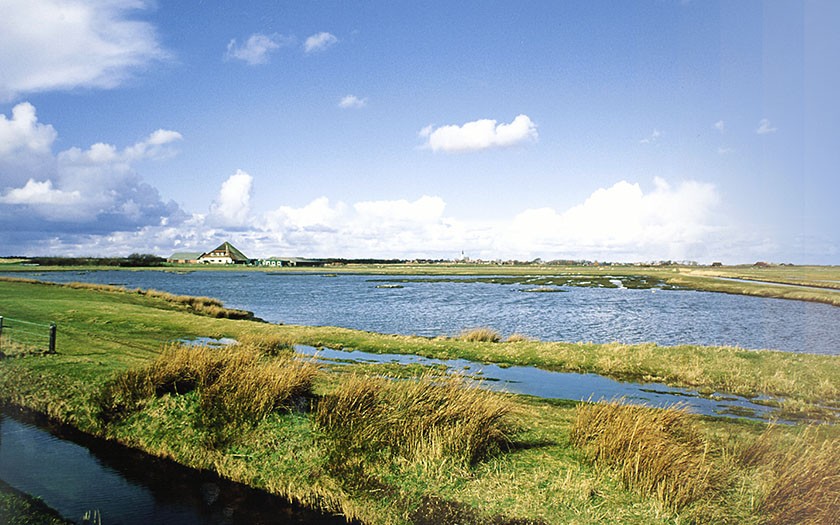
9,270,840,354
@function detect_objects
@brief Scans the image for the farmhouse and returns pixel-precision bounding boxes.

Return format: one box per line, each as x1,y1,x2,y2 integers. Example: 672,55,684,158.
197,242,250,265
167,252,203,264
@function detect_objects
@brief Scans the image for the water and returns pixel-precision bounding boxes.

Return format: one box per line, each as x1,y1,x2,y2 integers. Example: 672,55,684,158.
7,270,839,354
296,346,785,421
0,410,348,525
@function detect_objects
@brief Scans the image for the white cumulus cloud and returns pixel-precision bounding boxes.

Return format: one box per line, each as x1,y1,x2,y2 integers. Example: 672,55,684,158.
209,170,253,227
304,32,338,53
0,102,184,230
502,178,720,261
0,0,167,101
0,179,80,205
339,95,367,109
756,118,777,134
421,115,538,153
225,33,291,65
714,120,725,133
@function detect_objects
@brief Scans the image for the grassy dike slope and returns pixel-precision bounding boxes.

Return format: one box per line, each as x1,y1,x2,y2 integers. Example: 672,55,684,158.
1,279,838,524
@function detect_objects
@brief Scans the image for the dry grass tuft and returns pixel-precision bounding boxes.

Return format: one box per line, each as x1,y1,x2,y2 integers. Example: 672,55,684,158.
234,332,295,356
505,333,532,343
315,373,516,467
97,343,319,443
458,327,502,343
570,399,720,512
740,426,840,525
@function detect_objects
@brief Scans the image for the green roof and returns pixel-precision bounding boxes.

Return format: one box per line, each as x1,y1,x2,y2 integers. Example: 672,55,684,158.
168,252,202,260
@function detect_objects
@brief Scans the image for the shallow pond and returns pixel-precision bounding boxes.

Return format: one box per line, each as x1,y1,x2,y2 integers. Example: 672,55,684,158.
7,270,839,354
295,345,784,421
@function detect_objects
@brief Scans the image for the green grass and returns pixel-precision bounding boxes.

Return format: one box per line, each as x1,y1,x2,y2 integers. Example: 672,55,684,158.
1,278,839,524
0,480,73,525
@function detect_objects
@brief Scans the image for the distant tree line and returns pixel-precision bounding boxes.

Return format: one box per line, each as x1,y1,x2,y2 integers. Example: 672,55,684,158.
25,253,166,267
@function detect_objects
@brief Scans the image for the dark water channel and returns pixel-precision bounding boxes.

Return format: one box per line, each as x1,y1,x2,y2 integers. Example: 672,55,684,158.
0,409,348,525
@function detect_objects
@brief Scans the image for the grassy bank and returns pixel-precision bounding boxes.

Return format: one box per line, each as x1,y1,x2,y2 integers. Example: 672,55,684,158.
0,480,73,525
1,279,838,523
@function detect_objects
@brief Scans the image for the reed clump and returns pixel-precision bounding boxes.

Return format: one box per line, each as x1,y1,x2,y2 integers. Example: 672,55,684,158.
234,332,295,356
458,327,502,343
570,399,720,512
740,426,840,525
96,341,319,441
315,373,516,468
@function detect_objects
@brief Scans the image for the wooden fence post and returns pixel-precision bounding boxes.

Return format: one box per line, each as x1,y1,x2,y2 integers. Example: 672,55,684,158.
49,323,57,354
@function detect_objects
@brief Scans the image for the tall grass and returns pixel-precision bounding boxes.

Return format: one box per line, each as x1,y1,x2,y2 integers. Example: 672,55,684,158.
740,426,840,525
458,327,502,343
570,399,720,512
96,340,319,443
315,373,516,468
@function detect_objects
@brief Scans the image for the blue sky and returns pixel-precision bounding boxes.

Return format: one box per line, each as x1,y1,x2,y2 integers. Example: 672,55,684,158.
1,0,838,263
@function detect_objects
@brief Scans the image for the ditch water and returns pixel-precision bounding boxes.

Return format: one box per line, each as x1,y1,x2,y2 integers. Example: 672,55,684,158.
6,270,840,355
0,409,349,525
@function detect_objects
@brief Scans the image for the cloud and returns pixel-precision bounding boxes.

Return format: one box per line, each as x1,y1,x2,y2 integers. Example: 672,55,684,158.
639,129,662,144
421,115,538,153
718,147,734,155
756,118,777,134
304,32,338,53
339,95,367,109
0,179,80,205
0,102,184,230
714,120,725,133
208,170,253,227
0,0,167,101
501,178,720,260
225,33,292,65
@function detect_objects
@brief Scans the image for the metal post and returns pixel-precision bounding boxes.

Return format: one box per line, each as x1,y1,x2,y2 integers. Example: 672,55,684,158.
49,323,57,354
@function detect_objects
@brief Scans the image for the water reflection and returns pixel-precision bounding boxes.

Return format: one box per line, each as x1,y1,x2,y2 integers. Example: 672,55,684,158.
0,409,349,525
296,346,783,421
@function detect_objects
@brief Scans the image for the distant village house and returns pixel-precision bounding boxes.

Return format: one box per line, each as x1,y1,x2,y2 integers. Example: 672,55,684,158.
167,252,202,264
198,242,250,264
167,242,249,265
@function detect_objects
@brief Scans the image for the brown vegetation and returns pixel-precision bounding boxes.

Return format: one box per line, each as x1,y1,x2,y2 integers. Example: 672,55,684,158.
570,400,721,512
740,426,840,525
315,373,517,468
96,341,319,444
458,327,502,343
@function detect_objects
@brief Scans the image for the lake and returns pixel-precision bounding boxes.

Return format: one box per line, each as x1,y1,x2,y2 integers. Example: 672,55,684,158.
8,270,839,355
